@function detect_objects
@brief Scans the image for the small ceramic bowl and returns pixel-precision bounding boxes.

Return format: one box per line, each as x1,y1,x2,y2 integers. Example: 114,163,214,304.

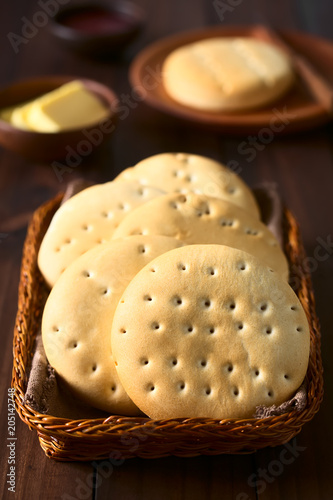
48,1,145,56
0,76,118,162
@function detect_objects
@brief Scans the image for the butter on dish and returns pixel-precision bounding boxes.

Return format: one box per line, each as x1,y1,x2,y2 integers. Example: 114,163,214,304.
1,80,110,132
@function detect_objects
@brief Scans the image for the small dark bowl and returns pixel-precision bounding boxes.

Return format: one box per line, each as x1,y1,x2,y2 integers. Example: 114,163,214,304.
0,76,118,162
49,1,145,57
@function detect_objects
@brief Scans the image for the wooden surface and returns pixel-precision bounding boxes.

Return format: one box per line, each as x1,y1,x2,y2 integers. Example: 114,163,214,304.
0,0,332,499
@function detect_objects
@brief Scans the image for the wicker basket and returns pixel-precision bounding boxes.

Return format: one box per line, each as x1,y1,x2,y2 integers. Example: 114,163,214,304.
12,194,324,461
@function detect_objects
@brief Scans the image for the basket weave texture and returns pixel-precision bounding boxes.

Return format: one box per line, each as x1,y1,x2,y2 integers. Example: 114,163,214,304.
12,194,324,461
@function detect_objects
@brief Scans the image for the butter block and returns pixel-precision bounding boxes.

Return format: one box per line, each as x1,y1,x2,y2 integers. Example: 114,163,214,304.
0,102,33,130
10,101,33,130
25,80,110,132
1,80,110,132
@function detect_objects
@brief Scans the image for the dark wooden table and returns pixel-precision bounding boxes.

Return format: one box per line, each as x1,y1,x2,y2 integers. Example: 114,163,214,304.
1,1,332,499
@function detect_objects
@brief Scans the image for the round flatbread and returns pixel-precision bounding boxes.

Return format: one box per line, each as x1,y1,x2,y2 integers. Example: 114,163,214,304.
162,37,294,111
38,180,164,287
112,192,288,279
111,245,310,419
42,235,185,415
114,152,260,219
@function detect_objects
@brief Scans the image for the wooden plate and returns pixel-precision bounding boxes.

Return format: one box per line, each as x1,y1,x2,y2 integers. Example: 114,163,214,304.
129,25,333,134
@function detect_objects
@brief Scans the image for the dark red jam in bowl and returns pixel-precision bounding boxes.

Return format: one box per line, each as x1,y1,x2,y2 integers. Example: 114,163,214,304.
60,6,134,34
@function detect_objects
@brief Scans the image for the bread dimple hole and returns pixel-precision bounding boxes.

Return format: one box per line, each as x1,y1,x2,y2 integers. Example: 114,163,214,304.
173,296,182,306
233,388,239,396
172,359,178,366
82,224,92,231
201,360,207,367
204,299,211,308
179,382,185,390
187,326,193,333
260,303,268,311
83,271,92,278
150,268,156,273
205,388,211,395
245,228,258,236
150,385,155,391
179,194,187,203
291,305,297,311
137,188,144,196
92,364,97,372
284,374,289,379
73,342,78,348
237,323,244,330
178,263,187,271
229,302,236,310
209,327,215,334
111,385,116,392
255,369,260,376
197,203,210,215
144,295,153,302
141,359,149,365
238,263,247,271
220,218,234,227
102,288,109,295
53,326,60,332
64,238,72,244
152,322,160,330
138,244,146,254
170,201,179,209
266,327,272,334
120,328,127,334
207,267,216,276
296,326,303,332
173,170,180,177
228,187,236,194
227,364,233,372
268,390,273,397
